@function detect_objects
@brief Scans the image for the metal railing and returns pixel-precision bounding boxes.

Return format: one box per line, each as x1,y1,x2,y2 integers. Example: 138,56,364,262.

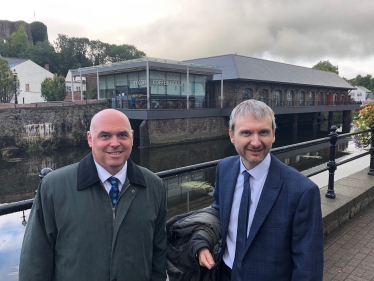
1,122,373,216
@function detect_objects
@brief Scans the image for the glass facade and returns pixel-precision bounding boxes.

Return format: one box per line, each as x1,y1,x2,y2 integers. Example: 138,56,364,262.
99,70,209,109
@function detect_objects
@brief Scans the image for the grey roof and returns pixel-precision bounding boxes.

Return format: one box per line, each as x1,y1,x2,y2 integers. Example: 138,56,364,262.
2,57,28,68
184,54,353,89
356,86,372,93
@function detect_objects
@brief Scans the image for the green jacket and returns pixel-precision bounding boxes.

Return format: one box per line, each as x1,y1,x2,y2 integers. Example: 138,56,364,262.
19,153,167,281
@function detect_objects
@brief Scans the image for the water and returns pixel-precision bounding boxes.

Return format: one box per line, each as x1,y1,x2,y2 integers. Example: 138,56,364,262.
0,123,358,280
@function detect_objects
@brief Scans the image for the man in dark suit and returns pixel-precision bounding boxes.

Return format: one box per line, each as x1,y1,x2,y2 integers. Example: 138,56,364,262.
198,99,324,280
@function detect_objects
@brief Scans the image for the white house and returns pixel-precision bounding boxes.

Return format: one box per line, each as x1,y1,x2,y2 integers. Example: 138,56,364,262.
350,86,374,102
65,70,86,92
4,57,54,104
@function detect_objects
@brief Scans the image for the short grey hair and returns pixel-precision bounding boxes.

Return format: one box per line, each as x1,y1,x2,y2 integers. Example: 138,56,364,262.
229,99,277,131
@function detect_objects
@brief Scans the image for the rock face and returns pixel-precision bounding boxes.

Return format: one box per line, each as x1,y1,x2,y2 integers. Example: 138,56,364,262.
0,20,33,43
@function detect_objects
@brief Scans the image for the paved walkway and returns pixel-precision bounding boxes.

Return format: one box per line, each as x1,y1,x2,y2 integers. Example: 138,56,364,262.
324,201,374,280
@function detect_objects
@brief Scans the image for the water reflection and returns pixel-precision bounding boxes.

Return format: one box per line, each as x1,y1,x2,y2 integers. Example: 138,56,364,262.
0,210,30,281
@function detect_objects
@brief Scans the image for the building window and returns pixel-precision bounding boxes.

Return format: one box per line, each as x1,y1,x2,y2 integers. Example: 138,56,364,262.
242,88,253,101
273,90,281,107
259,89,268,104
299,91,305,106
308,91,315,106
76,86,80,91
25,84,30,91
66,86,71,91
286,90,295,106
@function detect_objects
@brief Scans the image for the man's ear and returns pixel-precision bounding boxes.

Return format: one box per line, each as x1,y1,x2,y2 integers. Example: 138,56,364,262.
87,131,93,148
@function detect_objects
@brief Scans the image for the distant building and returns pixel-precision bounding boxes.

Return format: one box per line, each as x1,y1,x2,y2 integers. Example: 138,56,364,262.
350,86,374,102
3,57,53,104
65,70,86,92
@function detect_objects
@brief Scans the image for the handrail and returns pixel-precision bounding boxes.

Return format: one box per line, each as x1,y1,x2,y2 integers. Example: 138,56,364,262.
1,122,373,216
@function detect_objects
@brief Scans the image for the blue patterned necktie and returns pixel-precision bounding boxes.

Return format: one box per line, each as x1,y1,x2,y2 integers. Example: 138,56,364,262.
109,176,119,207
235,171,251,253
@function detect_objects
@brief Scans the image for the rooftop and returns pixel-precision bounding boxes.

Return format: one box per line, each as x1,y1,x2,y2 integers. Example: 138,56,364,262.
185,54,354,89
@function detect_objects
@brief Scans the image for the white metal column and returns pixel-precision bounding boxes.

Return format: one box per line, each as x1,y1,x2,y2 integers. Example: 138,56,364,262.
221,71,223,108
96,69,99,100
186,66,189,109
71,71,74,102
147,60,150,109
80,70,83,100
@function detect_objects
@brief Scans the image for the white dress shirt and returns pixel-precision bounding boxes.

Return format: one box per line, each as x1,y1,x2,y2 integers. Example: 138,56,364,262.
223,154,271,268
94,161,128,194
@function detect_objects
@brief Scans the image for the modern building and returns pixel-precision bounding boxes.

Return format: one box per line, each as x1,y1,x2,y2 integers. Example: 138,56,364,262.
349,86,374,102
70,55,358,147
4,57,53,104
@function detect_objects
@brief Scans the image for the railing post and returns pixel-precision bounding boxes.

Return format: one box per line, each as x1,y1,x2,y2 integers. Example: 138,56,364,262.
326,125,338,199
369,121,374,176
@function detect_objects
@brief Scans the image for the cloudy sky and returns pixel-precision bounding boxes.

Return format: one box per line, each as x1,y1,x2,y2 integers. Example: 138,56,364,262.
2,0,373,79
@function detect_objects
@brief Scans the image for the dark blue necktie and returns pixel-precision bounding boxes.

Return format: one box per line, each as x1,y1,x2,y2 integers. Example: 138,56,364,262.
235,171,251,253
109,176,119,207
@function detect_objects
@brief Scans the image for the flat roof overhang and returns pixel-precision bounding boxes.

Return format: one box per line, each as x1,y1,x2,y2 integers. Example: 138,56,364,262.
70,57,223,78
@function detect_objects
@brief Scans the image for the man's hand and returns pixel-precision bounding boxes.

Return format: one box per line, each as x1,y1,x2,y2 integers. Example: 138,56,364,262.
197,247,215,269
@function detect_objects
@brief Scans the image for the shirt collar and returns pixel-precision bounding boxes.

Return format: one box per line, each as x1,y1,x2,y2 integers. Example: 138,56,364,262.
94,161,128,185
240,153,271,181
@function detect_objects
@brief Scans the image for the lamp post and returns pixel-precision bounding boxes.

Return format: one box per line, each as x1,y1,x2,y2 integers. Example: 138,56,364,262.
13,70,18,104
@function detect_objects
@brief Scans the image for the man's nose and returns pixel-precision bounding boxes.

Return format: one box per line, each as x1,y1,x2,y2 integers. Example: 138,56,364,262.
250,134,261,146
110,136,120,146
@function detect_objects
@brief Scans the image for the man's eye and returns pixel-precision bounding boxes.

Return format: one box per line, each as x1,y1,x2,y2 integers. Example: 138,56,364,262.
119,133,127,138
260,131,270,136
242,132,250,136
100,134,109,139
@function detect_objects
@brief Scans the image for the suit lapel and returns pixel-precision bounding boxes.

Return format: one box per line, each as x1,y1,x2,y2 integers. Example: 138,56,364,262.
245,156,283,250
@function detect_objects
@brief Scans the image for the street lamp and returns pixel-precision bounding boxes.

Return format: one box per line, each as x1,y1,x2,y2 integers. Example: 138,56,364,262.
21,210,27,226
13,69,18,104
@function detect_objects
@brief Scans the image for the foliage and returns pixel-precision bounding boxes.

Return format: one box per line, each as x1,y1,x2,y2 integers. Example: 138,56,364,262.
0,22,146,77
41,74,67,101
312,60,339,75
86,87,98,99
348,74,374,93
0,58,19,103
106,44,146,62
352,101,374,148
0,25,30,58
26,40,60,74
30,21,48,44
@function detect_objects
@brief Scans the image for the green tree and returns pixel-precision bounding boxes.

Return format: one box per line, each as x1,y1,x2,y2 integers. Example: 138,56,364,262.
312,60,339,75
41,74,67,101
348,74,374,93
9,25,30,57
30,21,48,44
0,58,19,103
26,41,60,74
106,44,146,62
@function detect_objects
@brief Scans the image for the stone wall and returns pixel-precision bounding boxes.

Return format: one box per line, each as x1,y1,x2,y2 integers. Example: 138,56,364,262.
139,117,229,148
0,101,107,150
0,20,33,42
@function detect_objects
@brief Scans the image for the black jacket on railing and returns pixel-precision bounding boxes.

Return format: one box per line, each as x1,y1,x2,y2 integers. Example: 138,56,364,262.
166,207,221,281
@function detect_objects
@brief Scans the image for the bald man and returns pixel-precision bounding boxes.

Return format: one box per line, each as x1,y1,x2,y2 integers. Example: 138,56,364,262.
19,109,167,281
